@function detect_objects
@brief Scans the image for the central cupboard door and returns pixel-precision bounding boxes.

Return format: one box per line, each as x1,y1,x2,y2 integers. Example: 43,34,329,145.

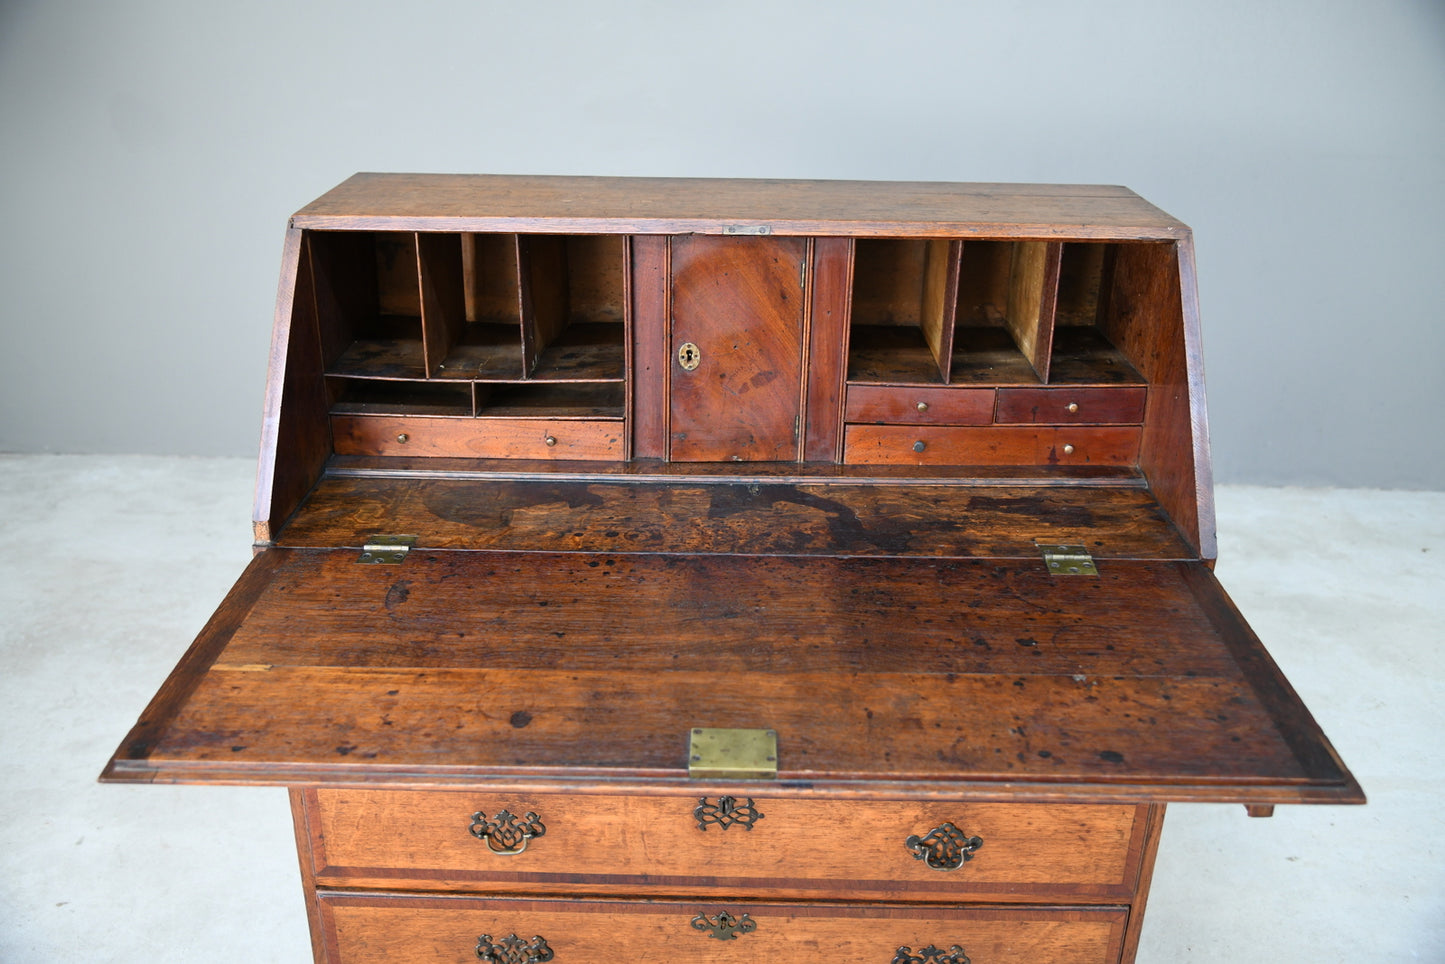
669,235,807,461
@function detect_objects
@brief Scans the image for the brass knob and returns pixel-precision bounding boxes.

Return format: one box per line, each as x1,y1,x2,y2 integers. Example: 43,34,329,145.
395,433,409,444
916,401,929,412
544,435,557,447
1062,443,1075,455
1067,402,1079,413
912,440,926,453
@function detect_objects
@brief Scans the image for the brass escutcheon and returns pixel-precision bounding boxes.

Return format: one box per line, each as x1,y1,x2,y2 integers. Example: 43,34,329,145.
678,342,701,370
904,822,983,871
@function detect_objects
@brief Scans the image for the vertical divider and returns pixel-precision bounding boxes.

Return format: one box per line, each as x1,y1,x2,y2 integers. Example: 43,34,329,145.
519,235,568,377
630,236,670,459
922,239,962,383
1005,241,1063,383
416,233,466,378
804,237,853,462
621,237,634,460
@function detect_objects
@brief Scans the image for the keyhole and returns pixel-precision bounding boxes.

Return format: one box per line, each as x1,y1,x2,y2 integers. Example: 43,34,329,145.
678,342,701,371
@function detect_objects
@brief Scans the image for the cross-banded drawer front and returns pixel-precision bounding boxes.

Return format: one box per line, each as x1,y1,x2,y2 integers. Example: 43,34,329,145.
319,894,1129,964
303,790,1145,902
994,388,1146,425
842,425,1141,466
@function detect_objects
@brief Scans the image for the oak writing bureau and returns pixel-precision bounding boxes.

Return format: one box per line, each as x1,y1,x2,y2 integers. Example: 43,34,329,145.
103,174,1363,963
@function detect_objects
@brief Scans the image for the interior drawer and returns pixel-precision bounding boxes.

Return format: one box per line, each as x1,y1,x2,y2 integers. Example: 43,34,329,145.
844,385,995,425
995,388,1147,425
301,790,1146,902
319,893,1130,964
330,414,624,459
842,425,1141,466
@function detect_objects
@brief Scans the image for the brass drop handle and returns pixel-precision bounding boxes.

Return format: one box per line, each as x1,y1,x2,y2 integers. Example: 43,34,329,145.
694,795,765,830
892,945,971,964
476,933,554,962
469,808,546,855
904,821,983,870
691,911,757,941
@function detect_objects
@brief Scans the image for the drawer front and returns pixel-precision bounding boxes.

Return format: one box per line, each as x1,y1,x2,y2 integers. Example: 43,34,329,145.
995,388,1146,425
320,894,1129,964
843,425,1141,466
845,385,995,425
304,790,1145,902
331,414,624,459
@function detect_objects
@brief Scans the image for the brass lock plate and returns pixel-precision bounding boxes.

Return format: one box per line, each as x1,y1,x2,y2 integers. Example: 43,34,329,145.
688,727,777,780
677,342,701,371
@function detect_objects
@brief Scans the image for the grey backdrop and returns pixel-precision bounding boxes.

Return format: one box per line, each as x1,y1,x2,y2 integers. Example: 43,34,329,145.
2,1,1441,488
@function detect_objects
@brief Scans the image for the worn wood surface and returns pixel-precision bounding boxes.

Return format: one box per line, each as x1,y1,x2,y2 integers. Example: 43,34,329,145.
320,895,1128,964
103,548,1361,804
292,173,1189,239
668,236,806,461
844,425,1141,467
1117,804,1166,964
305,789,1144,902
275,477,1192,558
802,237,851,461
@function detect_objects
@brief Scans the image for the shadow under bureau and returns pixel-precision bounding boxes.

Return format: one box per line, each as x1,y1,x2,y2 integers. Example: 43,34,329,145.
103,174,1362,964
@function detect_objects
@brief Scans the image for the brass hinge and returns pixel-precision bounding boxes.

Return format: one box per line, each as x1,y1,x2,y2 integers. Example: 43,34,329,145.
688,727,778,780
357,535,417,564
1039,544,1098,576
722,224,772,236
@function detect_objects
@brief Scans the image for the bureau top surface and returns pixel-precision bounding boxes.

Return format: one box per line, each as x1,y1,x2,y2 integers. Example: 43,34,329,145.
290,173,1190,238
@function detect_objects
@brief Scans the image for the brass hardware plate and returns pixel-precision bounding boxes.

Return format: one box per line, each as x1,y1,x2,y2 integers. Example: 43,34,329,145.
722,224,772,235
688,727,777,780
475,933,554,963
894,945,971,964
677,342,701,371
357,534,417,564
694,795,764,830
905,821,984,871
469,808,546,855
1039,543,1098,576
691,911,757,941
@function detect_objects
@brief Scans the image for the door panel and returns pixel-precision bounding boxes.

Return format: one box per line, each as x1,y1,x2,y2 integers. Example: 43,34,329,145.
669,235,806,461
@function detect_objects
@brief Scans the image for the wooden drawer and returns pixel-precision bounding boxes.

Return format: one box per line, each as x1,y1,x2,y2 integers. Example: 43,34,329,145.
845,385,995,425
843,425,1141,466
330,414,624,459
302,790,1146,902
995,388,1146,425
319,893,1130,964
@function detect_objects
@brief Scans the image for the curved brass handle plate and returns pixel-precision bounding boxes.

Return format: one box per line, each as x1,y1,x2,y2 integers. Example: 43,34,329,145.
469,808,546,855
694,795,764,831
691,911,756,941
904,821,983,871
475,933,554,963
893,945,971,964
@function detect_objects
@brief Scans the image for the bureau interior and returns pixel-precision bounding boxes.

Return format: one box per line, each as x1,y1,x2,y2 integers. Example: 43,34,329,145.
274,229,1202,551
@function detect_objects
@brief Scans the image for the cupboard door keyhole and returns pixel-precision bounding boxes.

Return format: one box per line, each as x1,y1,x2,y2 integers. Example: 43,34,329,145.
678,342,701,371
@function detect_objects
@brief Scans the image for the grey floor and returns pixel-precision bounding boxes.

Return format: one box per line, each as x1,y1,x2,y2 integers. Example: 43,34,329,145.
1,455,1441,962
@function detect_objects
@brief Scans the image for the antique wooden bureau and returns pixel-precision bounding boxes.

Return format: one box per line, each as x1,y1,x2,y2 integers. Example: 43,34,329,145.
103,174,1362,963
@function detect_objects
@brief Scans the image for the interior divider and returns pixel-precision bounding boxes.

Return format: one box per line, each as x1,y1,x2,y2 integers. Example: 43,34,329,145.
417,232,466,378
1004,241,1062,383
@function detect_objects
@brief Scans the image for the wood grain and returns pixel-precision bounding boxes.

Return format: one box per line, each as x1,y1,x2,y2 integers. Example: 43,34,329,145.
995,388,1147,425
668,235,806,461
306,789,1145,901
103,549,1362,804
275,476,1194,558
331,415,622,460
802,237,851,461
844,426,1140,467
292,173,1189,239
845,385,995,425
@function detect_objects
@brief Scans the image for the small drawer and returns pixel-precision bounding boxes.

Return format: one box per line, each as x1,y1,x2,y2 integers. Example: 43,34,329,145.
330,414,623,459
843,425,1141,466
302,789,1145,902
320,893,1129,964
845,385,995,425
995,388,1146,425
